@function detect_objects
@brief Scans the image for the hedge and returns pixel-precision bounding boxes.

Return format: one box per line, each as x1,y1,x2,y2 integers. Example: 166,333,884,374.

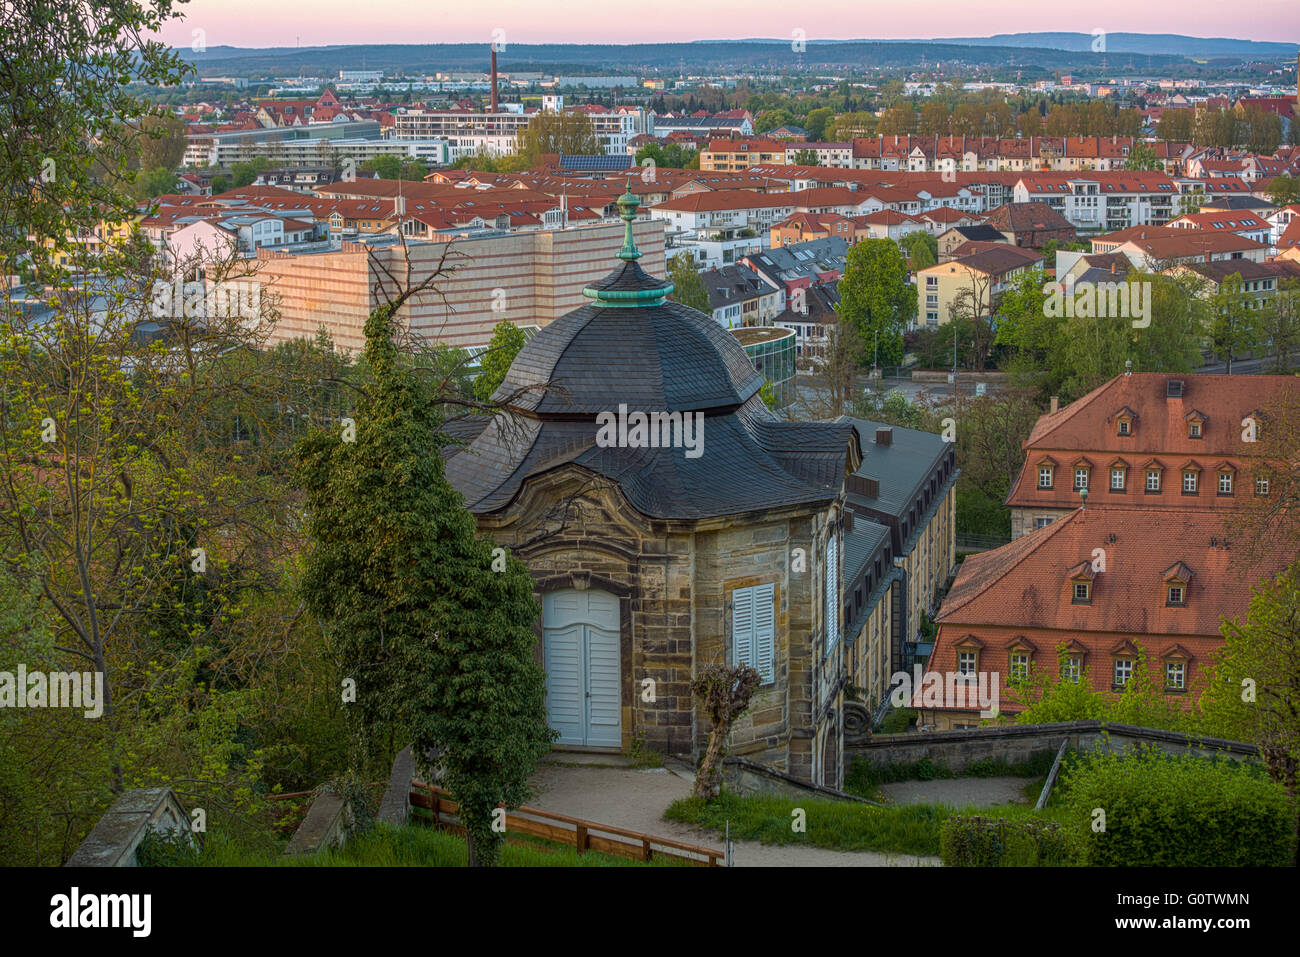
1056,747,1296,867
940,815,1080,866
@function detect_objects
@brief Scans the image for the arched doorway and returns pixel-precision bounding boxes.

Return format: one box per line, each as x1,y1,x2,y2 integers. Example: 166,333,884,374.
543,589,621,748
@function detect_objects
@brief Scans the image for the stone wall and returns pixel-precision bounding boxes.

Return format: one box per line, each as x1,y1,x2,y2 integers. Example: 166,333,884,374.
844,720,1256,773
65,787,192,867
722,756,876,804
285,789,352,856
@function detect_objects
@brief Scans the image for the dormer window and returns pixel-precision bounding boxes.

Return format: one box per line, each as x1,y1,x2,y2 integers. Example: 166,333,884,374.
1146,469,1161,492
1113,657,1133,688
1217,465,1235,496
1037,460,1055,489
1074,465,1090,490
1068,560,1098,605
1256,475,1270,496
1118,420,1131,436
1163,562,1193,607
1185,410,1206,439
1189,422,1202,438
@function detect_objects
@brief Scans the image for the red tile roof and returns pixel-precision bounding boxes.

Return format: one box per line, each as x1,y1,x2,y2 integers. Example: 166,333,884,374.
936,505,1288,637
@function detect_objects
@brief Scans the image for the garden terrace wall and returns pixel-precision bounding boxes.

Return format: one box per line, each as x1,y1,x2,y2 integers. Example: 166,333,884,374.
844,720,1256,773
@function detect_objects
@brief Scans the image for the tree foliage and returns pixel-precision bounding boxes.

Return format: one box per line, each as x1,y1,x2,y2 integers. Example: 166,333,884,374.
1200,562,1300,815
836,239,911,367
516,111,600,163
667,252,712,315
296,301,553,867
472,319,527,402
0,0,191,279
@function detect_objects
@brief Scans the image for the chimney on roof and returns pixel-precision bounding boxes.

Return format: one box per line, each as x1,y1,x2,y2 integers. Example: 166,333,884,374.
875,427,892,446
1049,395,1059,414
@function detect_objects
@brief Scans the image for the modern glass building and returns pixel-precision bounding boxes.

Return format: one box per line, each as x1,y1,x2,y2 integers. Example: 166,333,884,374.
731,326,796,408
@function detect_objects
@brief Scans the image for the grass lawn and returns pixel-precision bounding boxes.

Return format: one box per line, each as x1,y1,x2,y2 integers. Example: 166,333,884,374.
165,823,688,867
665,791,1068,858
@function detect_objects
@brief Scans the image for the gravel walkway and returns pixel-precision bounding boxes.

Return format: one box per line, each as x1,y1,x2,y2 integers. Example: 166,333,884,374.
526,761,939,867
876,776,1031,808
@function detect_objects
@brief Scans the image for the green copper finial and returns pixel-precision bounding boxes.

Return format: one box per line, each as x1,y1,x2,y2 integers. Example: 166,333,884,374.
616,181,641,261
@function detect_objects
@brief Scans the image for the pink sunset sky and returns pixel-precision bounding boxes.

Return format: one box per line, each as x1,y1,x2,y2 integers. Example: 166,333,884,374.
155,0,1299,48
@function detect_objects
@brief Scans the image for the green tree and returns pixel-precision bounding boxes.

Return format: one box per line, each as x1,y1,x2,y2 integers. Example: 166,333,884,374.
0,0,191,279
231,156,269,188
754,109,796,133
516,111,600,163
900,230,937,270
1258,279,1300,373
1200,561,1300,847
1123,141,1162,171
1206,274,1261,375
836,238,912,367
209,173,230,194
296,301,553,868
1267,174,1300,208
130,166,178,202
667,252,712,314
804,106,834,140
792,149,818,166
473,319,527,402
361,154,403,179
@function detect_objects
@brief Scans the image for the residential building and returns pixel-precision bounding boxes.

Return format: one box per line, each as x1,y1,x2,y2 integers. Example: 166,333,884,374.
701,263,785,329
1090,226,1268,268
922,506,1291,729
936,224,1011,260
915,245,1044,328
980,202,1077,248
838,421,959,718
1168,210,1273,248
1005,372,1298,538
701,139,792,171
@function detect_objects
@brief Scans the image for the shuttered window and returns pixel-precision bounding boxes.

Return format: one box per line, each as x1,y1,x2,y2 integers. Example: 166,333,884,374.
732,583,775,684
825,533,839,653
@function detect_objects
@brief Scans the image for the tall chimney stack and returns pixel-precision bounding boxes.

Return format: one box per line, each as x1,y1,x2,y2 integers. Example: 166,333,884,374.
490,46,498,113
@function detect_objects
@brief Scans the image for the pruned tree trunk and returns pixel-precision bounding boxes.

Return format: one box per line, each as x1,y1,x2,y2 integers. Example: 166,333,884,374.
690,664,760,802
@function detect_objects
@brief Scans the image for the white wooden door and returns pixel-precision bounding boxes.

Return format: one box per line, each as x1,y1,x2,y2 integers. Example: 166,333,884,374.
543,589,622,748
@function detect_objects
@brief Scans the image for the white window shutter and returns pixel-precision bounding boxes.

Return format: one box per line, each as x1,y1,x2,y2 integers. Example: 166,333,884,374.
825,534,839,651
753,583,775,683
732,587,754,670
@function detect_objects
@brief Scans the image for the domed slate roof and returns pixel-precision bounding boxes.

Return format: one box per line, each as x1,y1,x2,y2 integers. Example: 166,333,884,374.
444,185,857,520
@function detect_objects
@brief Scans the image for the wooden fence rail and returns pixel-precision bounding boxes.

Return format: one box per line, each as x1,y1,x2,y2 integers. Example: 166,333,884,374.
409,781,722,867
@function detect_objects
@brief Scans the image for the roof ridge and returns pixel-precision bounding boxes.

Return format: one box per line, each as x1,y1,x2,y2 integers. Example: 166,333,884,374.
937,508,1081,621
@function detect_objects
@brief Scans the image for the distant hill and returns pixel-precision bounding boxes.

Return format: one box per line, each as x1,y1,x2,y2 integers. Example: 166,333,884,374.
907,33,1298,59
176,40,1192,78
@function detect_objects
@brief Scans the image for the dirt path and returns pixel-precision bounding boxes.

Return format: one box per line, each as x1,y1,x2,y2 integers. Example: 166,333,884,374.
527,761,940,867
